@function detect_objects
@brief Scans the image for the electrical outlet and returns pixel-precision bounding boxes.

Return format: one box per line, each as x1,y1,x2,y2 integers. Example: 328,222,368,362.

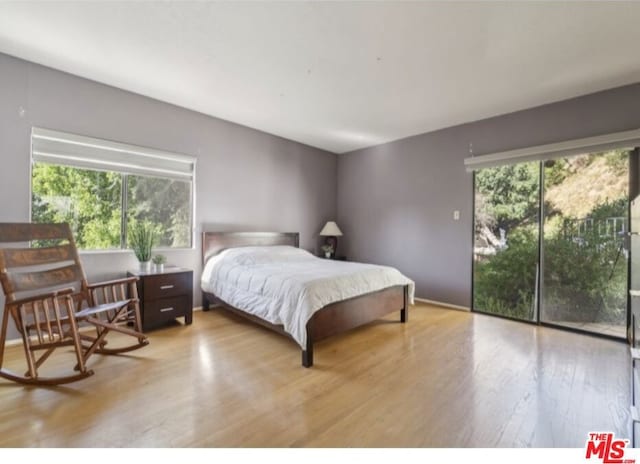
453,210,460,221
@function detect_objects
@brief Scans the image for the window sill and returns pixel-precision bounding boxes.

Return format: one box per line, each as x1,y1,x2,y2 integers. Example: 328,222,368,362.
79,247,195,256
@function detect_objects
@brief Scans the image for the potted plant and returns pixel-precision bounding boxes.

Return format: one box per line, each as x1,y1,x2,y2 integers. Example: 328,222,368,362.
152,254,167,273
321,243,334,259
129,221,156,272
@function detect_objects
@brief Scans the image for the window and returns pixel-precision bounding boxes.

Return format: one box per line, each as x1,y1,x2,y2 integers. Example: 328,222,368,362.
31,128,195,250
468,128,639,339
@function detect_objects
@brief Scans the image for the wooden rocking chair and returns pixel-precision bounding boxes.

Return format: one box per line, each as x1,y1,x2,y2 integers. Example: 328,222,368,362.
0,223,149,385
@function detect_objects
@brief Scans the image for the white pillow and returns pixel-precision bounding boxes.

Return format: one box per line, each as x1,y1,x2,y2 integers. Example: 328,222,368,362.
222,245,313,265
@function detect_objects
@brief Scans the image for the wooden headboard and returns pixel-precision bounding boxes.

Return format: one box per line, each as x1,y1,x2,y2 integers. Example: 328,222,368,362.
202,231,300,264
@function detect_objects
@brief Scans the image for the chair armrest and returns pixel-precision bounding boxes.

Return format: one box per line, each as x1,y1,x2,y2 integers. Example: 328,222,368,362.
8,288,75,307
87,276,139,290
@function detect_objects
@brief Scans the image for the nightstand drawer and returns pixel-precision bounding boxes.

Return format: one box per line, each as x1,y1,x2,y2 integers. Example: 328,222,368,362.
143,272,191,301
144,295,190,327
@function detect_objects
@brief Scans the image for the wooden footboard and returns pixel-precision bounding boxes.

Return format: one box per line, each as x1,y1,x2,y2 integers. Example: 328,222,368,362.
203,285,409,367
302,285,408,367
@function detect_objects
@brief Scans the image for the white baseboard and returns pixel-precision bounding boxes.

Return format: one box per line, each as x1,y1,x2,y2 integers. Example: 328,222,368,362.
202,303,222,309
205,299,470,313
4,337,23,347
4,301,463,345
414,297,470,312
4,324,100,347
4,306,206,346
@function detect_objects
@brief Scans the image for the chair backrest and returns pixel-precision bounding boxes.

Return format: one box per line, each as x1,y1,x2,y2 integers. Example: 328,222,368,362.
0,223,88,303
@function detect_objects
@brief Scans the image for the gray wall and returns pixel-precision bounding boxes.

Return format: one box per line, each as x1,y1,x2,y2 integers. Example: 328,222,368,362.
3,49,640,339
0,53,337,339
337,83,640,307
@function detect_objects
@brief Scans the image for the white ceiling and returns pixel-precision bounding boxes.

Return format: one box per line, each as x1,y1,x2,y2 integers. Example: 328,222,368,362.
1,2,640,154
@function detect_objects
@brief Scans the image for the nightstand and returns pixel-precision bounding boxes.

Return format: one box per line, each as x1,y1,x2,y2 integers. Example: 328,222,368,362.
320,255,347,261
127,267,193,331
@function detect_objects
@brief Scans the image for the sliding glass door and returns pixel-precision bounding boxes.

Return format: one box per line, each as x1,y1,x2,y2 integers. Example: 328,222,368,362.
540,151,630,337
473,149,633,338
473,162,540,321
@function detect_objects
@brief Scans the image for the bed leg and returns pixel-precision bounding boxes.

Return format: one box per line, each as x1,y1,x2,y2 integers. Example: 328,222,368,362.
302,339,313,368
202,293,210,312
400,285,408,323
302,349,313,368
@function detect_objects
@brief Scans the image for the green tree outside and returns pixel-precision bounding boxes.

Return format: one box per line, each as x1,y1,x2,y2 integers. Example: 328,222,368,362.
32,163,191,250
474,150,629,329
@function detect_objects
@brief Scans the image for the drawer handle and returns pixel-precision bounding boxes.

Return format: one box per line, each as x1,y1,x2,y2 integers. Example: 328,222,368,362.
160,307,175,313
160,285,174,290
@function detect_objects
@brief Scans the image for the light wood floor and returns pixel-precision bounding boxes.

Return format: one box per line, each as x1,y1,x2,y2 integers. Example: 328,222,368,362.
0,303,630,447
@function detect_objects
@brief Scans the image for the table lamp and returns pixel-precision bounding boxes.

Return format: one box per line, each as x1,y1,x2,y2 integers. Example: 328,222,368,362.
319,221,343,258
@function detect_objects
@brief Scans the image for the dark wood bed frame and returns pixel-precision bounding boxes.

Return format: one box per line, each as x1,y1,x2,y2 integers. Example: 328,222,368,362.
201,231,409,367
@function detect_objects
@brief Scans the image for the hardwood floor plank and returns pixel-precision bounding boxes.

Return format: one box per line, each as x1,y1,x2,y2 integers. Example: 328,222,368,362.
0,303,629,447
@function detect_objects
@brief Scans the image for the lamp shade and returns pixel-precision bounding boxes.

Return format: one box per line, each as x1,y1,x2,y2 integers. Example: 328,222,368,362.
319,221,343,236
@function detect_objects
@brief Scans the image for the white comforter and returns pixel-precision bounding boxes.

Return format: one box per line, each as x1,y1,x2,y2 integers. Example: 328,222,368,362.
201,246,415,347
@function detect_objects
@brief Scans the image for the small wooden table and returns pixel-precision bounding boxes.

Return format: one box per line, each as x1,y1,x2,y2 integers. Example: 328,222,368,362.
127,267,193,332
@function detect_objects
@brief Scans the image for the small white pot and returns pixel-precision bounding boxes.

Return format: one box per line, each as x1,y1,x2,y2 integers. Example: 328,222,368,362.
324,251,331,258
154,263,165,273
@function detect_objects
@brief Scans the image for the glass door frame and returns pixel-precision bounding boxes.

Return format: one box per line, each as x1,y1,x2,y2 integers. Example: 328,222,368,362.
628,147,639,343
471,162,541,324
471,149,638,342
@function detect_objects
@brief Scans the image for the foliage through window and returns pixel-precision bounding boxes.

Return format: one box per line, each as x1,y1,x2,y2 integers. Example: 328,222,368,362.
473,149,630,336
127,175,191,248
30,128,194,250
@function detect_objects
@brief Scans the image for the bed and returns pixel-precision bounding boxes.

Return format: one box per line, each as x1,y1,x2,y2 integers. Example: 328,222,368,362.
201,231,415,367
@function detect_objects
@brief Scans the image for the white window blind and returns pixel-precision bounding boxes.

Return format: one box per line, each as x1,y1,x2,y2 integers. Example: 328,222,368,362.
31,127,196,181
464,128,640,172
